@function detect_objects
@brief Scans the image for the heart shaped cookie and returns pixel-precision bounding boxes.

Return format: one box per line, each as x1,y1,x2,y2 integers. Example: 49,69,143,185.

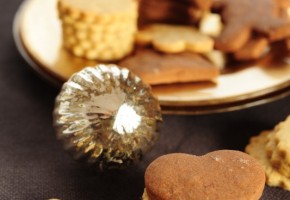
143,150,265,200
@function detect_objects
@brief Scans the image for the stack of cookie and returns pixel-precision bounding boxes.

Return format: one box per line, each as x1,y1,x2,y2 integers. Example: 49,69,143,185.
246,116,290,190
138,0,211,26
57,0,138,61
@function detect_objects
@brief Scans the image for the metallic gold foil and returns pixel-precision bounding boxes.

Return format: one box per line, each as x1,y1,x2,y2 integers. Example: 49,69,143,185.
53,64,162,170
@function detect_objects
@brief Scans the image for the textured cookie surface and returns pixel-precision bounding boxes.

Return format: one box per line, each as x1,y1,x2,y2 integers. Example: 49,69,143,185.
58,0,137,15
145,151,265,200
246,131,290,191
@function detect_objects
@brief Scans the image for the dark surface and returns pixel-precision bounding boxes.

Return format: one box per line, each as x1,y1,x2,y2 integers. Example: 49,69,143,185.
1,0,290,199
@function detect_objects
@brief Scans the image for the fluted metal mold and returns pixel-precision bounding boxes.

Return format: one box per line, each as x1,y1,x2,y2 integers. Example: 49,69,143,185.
53,64,162,170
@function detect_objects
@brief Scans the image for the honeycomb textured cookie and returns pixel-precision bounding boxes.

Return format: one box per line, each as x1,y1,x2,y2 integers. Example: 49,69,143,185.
57,0,138,61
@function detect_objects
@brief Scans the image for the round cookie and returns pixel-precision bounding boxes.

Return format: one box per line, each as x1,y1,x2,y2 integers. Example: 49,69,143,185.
144,150,265,200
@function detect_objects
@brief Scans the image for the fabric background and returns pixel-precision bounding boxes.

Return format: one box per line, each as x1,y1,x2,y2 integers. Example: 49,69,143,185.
1,0,290,199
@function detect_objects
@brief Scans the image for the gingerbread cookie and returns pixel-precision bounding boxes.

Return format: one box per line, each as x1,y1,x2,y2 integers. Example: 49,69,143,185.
143,151,265,200
119,49,219,85
246,131,290,191
136,24,214,53
214,0,290,52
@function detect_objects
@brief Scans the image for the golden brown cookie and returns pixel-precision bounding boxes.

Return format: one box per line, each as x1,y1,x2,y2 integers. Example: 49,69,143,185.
214,0,290,52
268,117,290,177
136,24,214,53
119,49,219,85
144,150,265,200
234,37,269,61
57,0,137,61
246,131,290,191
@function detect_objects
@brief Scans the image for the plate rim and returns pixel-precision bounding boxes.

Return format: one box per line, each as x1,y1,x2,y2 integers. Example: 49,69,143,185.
13,0,290,114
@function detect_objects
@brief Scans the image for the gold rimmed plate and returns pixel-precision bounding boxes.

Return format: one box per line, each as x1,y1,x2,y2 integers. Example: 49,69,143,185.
13,0,290,114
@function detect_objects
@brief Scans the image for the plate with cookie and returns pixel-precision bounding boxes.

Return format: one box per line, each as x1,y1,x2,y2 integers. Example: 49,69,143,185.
13,0,290,114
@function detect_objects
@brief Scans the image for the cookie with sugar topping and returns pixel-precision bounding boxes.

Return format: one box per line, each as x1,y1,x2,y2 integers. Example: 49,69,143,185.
143,150,265,200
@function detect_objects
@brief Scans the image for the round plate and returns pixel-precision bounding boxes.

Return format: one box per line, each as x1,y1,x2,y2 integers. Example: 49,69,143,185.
13,0,290,114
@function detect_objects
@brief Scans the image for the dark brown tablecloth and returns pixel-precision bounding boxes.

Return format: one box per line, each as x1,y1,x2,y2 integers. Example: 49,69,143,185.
1,0,290,199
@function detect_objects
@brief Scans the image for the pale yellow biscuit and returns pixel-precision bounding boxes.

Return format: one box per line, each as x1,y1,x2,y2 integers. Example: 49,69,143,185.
58,0,138,23
264,118,290,178
199,12,223,37
245,131,290,191
135,24,214,54
203,50,227,70
265,131,276,158
273,116,290,164
142,189,149,200
57,0,137,61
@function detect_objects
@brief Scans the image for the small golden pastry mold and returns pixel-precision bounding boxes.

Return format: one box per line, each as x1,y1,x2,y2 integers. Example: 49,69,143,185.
53,64,162,171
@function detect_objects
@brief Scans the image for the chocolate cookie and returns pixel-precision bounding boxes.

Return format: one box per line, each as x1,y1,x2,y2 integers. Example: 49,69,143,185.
143,151,265,200
138,0,210,26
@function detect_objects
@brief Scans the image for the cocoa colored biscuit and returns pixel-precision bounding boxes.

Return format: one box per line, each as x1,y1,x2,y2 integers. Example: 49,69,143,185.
234,37,269,61
119,49,219,85
285,38,290,50
245,131,290,191
214,0,290,52
138,0,206,26
144,150,265,200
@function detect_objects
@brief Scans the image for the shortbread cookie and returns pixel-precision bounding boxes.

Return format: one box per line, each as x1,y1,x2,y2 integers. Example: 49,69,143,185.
234,37,269,61
119,49,219,85
57,0,137,61
136,24,214,53
143,151,265,200
268,117,290,177
214,0,290,52
246,131,290,191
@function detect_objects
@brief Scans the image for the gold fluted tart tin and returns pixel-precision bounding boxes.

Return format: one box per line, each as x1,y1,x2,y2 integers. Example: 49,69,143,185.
14,0,290,114
53,65,162,170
